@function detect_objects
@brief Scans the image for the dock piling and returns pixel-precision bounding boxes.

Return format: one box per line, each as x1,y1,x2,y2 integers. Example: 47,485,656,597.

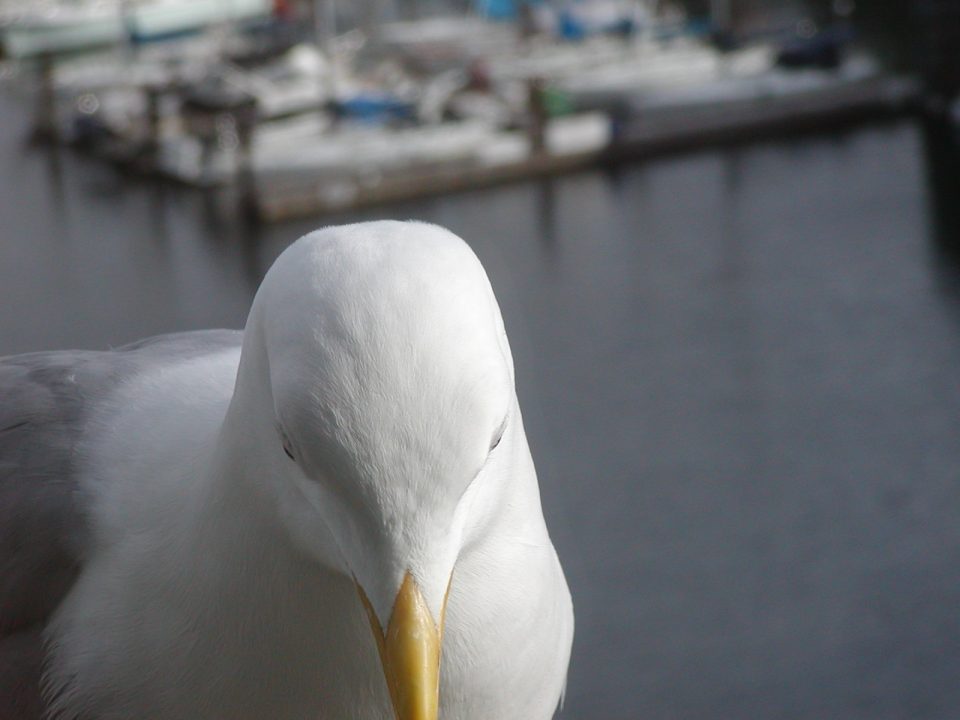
527,77,547,157
30,53,58,143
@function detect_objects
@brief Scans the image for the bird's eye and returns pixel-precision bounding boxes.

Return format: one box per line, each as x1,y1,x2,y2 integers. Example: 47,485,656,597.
281,435,296,461
489,418,507,452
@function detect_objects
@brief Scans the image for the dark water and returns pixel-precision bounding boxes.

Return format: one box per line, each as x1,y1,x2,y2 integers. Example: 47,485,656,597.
3,91,960,719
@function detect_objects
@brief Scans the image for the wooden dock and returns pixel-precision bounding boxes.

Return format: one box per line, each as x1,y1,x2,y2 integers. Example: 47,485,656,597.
16,29,922,223
254,71,919,222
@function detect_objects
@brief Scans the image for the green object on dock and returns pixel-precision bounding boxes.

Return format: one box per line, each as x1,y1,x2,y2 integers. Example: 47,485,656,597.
542,87,573,117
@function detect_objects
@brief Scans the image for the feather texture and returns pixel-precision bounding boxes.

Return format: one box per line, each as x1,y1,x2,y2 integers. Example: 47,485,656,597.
1,223,573,720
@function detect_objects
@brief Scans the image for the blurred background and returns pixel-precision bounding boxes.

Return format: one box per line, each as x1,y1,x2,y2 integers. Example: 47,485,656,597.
1,0,959,718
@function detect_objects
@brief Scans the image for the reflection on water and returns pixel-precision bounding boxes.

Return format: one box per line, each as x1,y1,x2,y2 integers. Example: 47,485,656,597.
535,177,559,253
3,94,960,719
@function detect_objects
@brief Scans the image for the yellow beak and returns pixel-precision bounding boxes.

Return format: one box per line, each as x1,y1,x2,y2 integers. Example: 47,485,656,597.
357,572,447,720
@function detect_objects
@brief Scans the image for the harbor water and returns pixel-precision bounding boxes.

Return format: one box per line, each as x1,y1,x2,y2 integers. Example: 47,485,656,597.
1,91,959,719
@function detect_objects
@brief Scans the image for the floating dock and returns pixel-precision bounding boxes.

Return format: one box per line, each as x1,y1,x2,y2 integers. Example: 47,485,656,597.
253,61,918,221
5,16,922,222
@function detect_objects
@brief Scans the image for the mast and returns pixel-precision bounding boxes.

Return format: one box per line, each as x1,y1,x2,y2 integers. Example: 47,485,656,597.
314,0,338,100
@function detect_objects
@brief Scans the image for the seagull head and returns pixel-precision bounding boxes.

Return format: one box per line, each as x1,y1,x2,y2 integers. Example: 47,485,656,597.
228,221,517,720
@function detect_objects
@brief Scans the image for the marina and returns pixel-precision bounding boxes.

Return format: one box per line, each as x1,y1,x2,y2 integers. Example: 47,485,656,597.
1,1,921,220
3,2,960,718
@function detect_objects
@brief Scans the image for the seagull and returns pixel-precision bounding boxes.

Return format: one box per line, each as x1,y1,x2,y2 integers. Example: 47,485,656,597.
0,221,573,720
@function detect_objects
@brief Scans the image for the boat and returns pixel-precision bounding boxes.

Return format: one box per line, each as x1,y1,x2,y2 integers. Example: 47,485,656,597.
28,1,918,222
0,0,272,59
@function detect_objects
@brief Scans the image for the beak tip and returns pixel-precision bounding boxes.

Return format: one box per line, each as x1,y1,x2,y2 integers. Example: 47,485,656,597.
357,572,444,720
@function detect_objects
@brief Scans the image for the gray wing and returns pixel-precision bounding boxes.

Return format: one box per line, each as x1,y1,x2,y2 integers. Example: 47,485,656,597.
0,330,241,716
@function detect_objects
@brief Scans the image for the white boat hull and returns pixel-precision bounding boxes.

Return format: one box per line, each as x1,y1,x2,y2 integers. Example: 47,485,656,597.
1,0,271,58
